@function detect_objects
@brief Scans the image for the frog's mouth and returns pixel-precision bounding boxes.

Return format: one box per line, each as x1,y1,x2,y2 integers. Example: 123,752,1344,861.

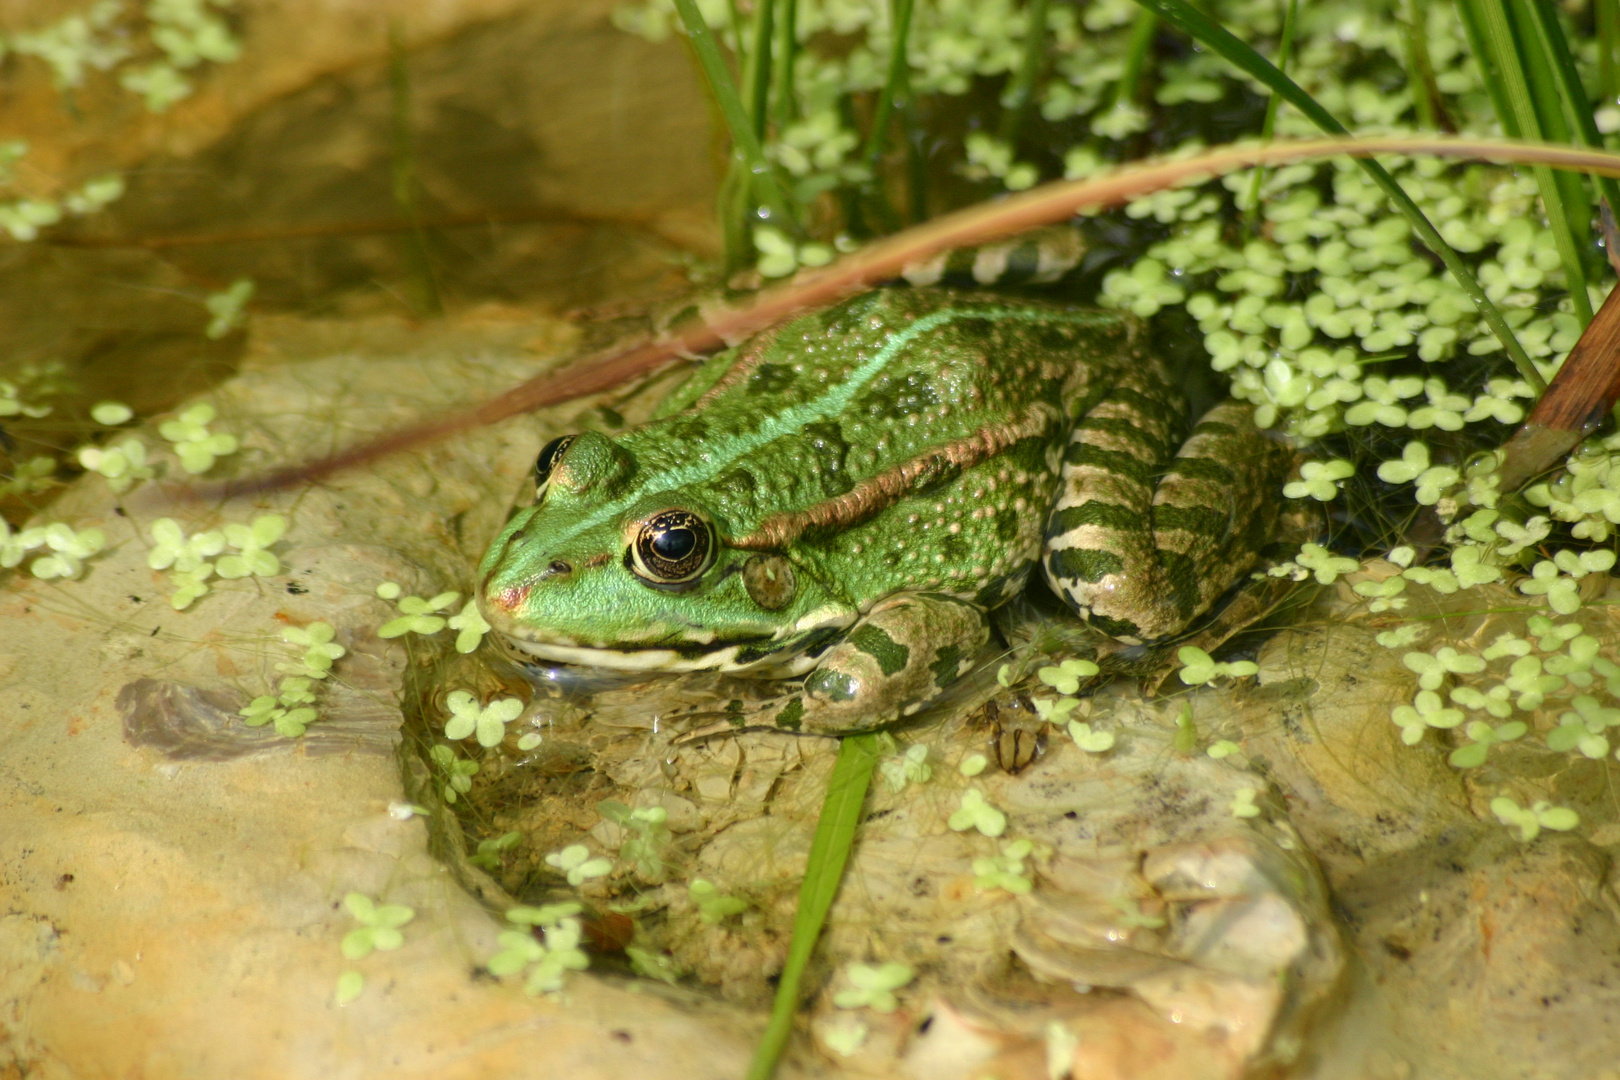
477,597,831,677
494,632,822,677
477,558,861,675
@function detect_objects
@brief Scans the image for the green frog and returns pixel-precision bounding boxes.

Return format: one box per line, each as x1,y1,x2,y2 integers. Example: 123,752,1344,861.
476,287,1288,735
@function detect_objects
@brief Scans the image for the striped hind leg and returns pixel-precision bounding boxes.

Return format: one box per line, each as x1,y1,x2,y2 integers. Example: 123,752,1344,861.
1043,374,1287,643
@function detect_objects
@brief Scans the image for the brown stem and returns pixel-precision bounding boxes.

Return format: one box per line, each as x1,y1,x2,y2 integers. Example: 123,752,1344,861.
1497,281,1620,492
196,136,1620,498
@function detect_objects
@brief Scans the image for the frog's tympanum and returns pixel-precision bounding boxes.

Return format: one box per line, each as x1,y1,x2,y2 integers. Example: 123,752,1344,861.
478,288,1287,734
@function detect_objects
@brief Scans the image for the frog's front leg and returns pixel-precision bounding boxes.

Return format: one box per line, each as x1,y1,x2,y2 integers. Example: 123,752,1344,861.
765,592,990,735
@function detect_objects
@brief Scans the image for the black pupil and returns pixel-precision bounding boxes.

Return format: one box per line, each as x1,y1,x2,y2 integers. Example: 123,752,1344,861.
635,509,711,583
652,527,695,561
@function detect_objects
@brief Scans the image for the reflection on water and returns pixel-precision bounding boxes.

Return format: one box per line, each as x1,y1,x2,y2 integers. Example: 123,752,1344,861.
2,1,713,531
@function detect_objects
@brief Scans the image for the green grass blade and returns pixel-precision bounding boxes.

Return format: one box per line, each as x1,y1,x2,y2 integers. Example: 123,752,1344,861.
1599,0,1620,106
1265,0,1299,138
1522,0,1598,149
1402,0,1442,130
1245,0,1298,229
1112,6,1158,117
1464,1,1583,282
1467,0,1592,325
671,0,797,235
746,732,881,1080
1522,0,1620,232
998,0,1051,147
772,0,799,129
724,0,745,57
1452,0,1519,137
387,23,442,319
744,0,776,142
864,0,916,167
1130,0,1545,392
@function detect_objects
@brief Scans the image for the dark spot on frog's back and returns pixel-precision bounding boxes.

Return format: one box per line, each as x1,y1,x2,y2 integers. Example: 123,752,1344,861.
717,468,756,496
849,624,909,676
801,420,852,496
859,387,898,420
806,668,857,702
667,414,709,442
1047,546,1124,585
893,372,941,415
950,316,994,343
748,363,798,395
853,377,941,425
1033,322,1080,351
774,697,805,731
995,508,1020,542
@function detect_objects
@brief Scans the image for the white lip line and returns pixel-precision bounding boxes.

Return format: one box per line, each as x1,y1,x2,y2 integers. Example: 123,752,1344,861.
487,603,809,649
502,636,822,676
489,600,858,673
482,592,857,652
529,304,1115,550
493,618,827,655
504,637,741,672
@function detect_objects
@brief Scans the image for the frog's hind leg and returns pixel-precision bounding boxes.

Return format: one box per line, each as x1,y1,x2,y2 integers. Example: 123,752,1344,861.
1045,376,1289,642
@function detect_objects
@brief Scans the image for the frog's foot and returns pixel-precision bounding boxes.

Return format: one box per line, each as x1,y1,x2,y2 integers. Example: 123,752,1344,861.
1045,390,1291,644
1135,492,1324,692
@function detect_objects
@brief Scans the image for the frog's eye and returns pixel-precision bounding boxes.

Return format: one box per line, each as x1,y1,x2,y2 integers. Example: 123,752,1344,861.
629,509,714,586
534,435,577,502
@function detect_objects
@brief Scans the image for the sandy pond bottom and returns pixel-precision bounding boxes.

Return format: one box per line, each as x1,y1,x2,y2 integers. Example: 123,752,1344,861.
5,311,1620,1080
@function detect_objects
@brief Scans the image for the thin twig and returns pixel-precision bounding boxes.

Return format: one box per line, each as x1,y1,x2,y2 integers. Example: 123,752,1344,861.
198,136,1620,499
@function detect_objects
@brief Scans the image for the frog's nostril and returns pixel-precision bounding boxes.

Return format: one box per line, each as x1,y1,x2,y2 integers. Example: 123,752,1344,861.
545,560,572,577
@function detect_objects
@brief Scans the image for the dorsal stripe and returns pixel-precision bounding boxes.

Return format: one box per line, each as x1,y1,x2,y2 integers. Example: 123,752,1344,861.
731,401,1063,549
548,304,1119,546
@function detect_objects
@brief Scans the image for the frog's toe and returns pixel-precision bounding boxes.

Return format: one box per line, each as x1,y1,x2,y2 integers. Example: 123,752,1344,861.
671,718,744,745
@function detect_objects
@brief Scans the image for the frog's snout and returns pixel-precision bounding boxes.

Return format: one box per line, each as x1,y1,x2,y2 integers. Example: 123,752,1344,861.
483,580,531,614
481,557,575,616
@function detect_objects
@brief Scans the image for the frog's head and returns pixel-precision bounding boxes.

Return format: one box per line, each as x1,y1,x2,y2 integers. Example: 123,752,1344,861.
477,431,844,672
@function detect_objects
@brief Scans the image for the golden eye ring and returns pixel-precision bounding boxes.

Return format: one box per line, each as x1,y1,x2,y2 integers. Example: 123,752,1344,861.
629,509,714,585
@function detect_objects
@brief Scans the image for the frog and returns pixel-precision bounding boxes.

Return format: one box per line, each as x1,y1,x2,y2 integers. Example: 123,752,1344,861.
476,286,1290,736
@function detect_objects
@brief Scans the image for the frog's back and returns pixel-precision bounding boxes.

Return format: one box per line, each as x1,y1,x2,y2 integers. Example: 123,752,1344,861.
623,288,1141,555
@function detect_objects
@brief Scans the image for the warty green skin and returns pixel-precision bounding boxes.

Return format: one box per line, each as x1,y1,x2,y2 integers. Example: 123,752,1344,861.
478,287,1286,735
